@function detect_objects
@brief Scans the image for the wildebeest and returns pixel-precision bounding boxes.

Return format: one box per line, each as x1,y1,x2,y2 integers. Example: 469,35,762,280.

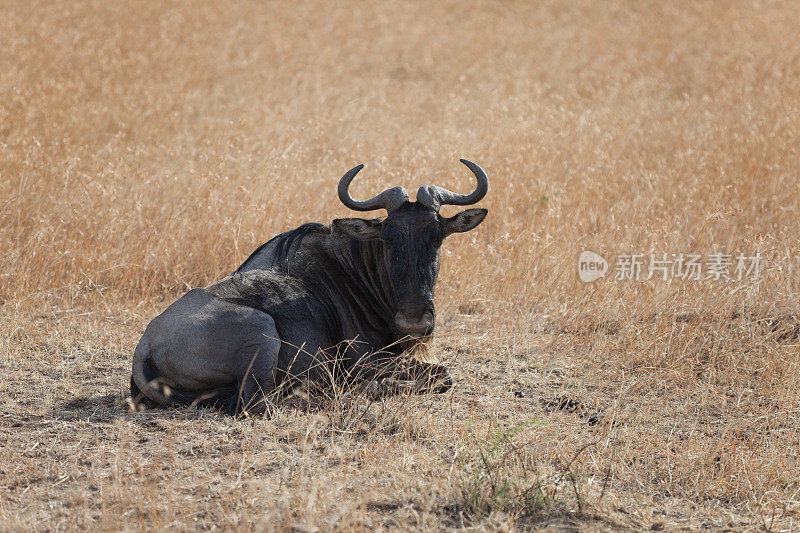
130,159,488,414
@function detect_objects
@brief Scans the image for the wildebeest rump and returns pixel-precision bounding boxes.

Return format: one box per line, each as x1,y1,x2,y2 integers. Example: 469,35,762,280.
130,159,488,414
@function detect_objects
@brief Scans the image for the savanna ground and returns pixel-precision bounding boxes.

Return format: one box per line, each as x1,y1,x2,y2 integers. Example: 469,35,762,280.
2,1,800,530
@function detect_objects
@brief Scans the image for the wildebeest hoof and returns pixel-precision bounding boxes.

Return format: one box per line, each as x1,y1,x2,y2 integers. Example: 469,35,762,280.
426,372,453,394
432,373,454,393
413,367,453,394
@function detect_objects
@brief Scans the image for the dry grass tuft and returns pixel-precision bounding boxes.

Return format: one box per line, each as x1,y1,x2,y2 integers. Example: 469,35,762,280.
2,1,800,530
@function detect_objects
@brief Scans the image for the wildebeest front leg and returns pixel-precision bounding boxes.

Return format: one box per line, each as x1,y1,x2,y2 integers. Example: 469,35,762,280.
359,352,453,395
400,359,453,394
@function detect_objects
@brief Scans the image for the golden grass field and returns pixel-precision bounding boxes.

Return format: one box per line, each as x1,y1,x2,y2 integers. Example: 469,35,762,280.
2,0,800,530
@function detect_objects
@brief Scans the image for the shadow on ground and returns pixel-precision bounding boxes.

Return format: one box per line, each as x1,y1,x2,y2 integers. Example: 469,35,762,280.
50,387,330,425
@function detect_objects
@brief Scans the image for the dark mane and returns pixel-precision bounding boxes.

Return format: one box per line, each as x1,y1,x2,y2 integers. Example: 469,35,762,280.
234,222,328,273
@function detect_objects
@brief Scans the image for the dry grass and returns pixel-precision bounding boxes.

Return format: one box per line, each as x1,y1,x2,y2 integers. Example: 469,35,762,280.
2,0,800,530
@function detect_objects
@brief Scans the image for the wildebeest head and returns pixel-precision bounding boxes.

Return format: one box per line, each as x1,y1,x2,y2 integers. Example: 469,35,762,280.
332,159,488,337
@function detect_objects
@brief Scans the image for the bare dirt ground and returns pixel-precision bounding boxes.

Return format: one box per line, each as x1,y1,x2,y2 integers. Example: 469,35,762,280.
2,1,800,530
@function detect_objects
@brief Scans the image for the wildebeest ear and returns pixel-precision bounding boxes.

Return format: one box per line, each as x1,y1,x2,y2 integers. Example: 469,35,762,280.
331,218,383,240
443,208,488,236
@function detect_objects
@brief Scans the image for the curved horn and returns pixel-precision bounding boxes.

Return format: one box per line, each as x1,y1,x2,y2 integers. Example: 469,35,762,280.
416,159,489,211
338,164,409,212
